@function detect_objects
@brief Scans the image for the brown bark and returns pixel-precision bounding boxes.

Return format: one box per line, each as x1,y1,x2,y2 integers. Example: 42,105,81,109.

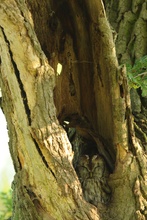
27,0,129,163
0,1,98,219
105,0,147,150
104,1,147,219
0,0,147,220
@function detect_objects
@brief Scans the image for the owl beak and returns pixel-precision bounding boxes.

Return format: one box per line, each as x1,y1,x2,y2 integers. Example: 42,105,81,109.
89,172,93,178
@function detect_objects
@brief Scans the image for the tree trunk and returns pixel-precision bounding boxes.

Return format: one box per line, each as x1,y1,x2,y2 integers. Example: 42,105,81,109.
104,0,147,148
104,0,147,63
0,0,147,220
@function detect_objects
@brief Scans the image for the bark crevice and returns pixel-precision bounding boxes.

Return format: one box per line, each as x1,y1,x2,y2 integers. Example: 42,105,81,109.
1,26,31,125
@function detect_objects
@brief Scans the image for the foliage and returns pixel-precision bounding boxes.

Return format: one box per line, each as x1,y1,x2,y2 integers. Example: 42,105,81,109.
0,190,12,220
126,55,147,97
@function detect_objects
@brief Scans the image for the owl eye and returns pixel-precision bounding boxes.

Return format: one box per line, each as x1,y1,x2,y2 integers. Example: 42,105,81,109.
78,166,90,177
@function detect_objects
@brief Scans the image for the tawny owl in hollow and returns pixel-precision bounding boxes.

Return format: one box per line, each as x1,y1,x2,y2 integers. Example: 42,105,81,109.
77,154,111,206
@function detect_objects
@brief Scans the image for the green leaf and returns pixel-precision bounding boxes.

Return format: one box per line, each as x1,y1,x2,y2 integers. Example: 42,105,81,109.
126,55,147,97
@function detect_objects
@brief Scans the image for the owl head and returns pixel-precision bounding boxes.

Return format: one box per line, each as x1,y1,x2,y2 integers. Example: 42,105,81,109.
91,155,105,169
78,155,89,166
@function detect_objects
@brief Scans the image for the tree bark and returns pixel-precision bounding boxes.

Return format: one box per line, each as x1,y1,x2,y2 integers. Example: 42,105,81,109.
0,1,98,219
104,0,147,64
104,0,147,143
0,0,147,220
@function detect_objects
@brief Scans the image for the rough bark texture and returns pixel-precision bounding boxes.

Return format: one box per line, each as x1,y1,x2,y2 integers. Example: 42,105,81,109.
0,1,98,219
0,0,147,220
104,1,147,219
104,0,147,64
104,1,147,150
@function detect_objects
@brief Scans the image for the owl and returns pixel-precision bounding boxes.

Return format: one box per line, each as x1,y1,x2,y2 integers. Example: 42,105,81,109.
77,155,111,206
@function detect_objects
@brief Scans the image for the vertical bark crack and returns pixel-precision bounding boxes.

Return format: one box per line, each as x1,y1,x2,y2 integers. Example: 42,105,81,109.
1,27,31,125
31,133,57,180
